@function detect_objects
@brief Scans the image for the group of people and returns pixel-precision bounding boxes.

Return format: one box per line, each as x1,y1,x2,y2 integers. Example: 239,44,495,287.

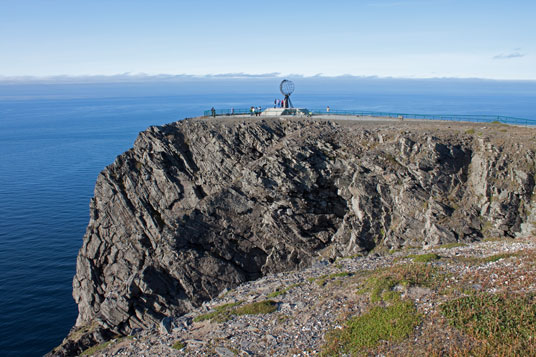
250,106,262,116
274,98,288,108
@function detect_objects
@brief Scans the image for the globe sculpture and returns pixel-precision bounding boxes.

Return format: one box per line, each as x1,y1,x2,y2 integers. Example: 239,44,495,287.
279,79,294,108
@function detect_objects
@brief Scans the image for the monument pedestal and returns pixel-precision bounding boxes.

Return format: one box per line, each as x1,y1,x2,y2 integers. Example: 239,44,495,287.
261,108,310,117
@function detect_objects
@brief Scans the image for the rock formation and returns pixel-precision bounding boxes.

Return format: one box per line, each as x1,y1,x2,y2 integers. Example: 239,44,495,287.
51,117,536,355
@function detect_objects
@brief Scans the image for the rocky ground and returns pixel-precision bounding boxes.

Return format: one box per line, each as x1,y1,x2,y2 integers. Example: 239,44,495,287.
53,116,536,356
82,235,536,356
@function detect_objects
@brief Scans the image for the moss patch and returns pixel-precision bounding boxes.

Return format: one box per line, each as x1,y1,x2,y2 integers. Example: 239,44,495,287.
193,301,243,323
322,300,420,355
361,263,444,302
171,341,186,350
234,300,277,315
440,242,467,249
194,300,277,323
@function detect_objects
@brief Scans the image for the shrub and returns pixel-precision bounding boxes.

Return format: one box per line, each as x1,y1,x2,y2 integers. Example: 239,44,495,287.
171,341,185,350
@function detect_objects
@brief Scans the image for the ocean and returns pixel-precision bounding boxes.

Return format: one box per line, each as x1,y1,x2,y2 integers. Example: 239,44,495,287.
0,78,535,356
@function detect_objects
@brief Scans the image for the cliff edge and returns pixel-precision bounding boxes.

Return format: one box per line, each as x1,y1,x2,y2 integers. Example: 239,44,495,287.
52,116,536,355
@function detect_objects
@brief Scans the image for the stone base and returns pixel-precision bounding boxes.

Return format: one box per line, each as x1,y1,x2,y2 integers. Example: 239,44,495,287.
261,108,310,117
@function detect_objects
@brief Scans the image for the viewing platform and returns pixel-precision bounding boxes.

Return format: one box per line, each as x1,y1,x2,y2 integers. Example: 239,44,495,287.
203,108,536,126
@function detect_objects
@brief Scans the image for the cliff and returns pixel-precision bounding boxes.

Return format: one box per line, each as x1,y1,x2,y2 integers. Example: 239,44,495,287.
52,116,536,355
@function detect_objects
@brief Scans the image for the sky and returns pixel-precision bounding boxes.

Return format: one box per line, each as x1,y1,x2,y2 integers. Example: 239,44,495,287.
0,0,535,80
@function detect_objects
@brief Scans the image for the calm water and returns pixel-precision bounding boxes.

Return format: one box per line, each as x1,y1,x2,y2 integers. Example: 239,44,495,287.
0,79,535,356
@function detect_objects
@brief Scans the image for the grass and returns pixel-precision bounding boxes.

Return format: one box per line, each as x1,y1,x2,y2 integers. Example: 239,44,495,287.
365,275,399,302
80,336,133,356
407,253,440,263
193,300,276,323
440,242,467,249
171,341,186,350
482,252,518,263
441,293,536,356
360,263,443,303
193,301,243,322
80,341,113,356
322,300,420,355
465,128,475,134
234,300,277,315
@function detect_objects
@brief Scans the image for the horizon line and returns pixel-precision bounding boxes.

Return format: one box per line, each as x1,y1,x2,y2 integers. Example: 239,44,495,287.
1,72,536,84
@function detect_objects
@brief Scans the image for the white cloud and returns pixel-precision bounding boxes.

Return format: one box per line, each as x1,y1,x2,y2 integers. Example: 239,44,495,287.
493,51,526,60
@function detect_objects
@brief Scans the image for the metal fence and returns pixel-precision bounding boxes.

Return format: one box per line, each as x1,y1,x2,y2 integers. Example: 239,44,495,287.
204,108,536,126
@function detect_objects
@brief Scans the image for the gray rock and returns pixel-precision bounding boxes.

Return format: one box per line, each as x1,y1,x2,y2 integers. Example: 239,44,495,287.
53,117,536,355
215,346,236,357
159,316,173,334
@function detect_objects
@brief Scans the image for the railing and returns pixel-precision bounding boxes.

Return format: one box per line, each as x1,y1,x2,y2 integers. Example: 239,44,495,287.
204,108,536,126
204,108,253,116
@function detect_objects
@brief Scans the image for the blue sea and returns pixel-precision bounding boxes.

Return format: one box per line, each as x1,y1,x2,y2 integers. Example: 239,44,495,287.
1,77,535,356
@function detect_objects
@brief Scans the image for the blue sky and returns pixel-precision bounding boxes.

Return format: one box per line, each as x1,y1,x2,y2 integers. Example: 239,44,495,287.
0,0,534,79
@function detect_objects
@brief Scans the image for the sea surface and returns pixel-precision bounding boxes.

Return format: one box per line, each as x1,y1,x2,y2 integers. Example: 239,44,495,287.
0,78,535,356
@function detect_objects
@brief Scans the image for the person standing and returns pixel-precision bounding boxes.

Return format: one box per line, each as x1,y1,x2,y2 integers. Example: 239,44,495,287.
211,107,216,117
326,105,330,113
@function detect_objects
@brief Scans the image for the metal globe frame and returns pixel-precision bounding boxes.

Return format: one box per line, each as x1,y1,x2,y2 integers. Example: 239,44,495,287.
279,79,294,108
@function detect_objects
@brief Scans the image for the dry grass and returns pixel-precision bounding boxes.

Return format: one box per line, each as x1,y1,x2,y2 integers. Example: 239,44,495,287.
441,293,536,356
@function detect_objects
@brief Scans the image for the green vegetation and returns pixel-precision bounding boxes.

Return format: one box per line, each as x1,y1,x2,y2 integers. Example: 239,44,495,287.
267,283,301,298
365,275,400,302
267,289,286,298
81,341,113,356
482,252,518,263
193,300,277,323
234,300,277,315
322,300,420,355
316,272,352,286
171,341,186,350
441,293,536,356
407,253,440,263
308,272,353,286
80,336,133,356
465,128,475,135
361,263,444,302
193,301,243,322
440,242,467,249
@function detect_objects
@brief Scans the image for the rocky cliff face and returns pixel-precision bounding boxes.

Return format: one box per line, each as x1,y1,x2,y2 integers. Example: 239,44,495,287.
54,117,536,355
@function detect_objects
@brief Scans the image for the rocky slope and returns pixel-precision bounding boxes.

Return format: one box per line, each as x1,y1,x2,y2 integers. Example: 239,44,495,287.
52,116,536,355
78,236,536,356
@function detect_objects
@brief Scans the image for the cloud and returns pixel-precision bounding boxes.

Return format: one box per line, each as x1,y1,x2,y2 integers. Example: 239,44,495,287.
493,51,525,60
